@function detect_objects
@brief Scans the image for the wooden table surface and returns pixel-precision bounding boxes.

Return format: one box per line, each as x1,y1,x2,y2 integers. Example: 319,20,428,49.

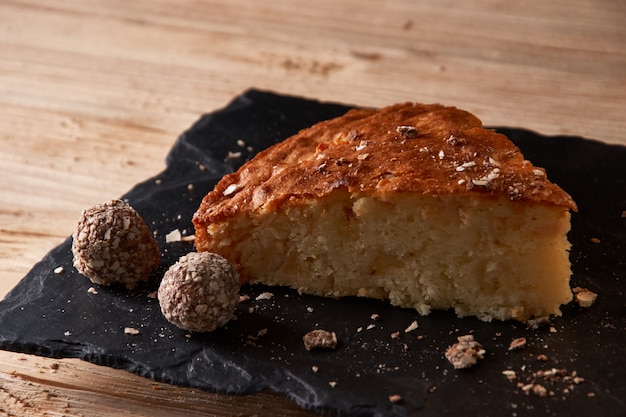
1,0,625,415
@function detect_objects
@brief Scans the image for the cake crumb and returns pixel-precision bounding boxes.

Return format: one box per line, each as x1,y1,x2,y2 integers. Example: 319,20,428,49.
527,316,551,330
445,335,485,369
124,327,140,335
54,266,64,274
388,394,402,403
573,287,598,308
329,381,337,388
404,320,419,333
303,329,338,351
256,292,274,301
508,337,526,351
87,287,98,295
590,237,601,244
502,370,517,380
530,384,548,397
180,234,196,243
165,229,182,243
311,365,319,372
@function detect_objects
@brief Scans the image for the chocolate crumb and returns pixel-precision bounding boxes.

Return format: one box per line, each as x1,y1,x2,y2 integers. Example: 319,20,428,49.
445,335,485,369
303,329,338,351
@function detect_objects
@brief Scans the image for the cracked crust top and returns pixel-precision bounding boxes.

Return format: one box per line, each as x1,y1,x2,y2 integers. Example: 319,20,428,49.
193,102,576,229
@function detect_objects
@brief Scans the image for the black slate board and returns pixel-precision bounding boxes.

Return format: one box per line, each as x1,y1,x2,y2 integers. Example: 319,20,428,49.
1,89,625,417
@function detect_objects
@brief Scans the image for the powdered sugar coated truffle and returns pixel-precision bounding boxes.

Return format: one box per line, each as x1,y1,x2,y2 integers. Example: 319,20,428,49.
158,252,240,332
72,199,161,288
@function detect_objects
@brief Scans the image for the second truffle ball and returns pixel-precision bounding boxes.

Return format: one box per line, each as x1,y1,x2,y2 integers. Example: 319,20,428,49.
158,252,240,333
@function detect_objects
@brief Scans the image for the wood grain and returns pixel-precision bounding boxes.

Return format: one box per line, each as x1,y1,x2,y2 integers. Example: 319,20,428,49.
0,351,314,417
1,0,625,415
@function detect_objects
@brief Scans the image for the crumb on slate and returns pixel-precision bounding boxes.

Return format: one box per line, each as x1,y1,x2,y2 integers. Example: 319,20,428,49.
303,329,338,351
445,334,485,369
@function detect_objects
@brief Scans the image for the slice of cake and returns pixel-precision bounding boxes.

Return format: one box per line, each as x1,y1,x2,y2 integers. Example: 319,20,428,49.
192,102,577,322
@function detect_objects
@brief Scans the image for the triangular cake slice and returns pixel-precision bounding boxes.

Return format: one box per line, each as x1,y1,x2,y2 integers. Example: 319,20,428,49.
193,103,577,321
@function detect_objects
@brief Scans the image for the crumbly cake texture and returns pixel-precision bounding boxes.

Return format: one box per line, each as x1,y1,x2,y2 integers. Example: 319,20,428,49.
193,102,577,322
158,252,240,333
72,199,161,289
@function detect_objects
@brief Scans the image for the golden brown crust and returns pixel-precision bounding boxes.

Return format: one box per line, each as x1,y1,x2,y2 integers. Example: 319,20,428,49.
193,102,577,241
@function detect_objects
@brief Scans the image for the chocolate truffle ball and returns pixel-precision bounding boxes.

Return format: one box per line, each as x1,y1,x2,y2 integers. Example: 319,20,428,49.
158,252,240,332
72,199,161,288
